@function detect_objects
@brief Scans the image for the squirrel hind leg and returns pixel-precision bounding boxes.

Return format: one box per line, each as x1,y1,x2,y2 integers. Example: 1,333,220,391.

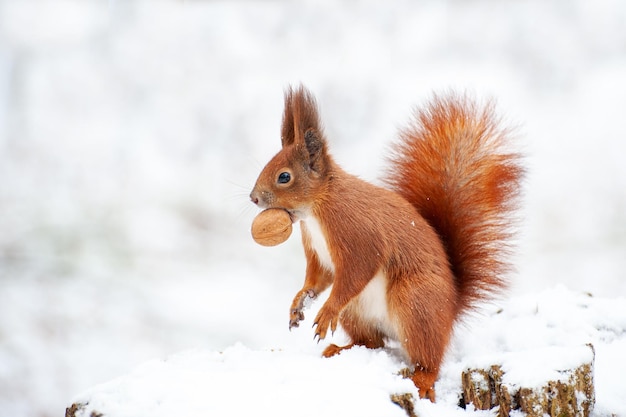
321,337,385,358
410,368,437,402
401,338,443,402
321,314,386,357
321,343,352,357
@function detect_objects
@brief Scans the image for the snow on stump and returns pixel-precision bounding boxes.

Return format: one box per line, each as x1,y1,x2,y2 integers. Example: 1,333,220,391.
461,344,595,417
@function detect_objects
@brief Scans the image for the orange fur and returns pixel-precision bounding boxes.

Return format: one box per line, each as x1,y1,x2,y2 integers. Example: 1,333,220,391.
250,85,524,401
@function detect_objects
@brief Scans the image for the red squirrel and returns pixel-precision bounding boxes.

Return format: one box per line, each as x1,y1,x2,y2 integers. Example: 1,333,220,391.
250,85,523,401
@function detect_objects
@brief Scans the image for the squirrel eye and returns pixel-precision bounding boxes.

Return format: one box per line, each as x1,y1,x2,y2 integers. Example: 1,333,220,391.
277,172,291,184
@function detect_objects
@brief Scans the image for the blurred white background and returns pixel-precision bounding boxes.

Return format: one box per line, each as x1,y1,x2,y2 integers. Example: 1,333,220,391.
0,0,624,416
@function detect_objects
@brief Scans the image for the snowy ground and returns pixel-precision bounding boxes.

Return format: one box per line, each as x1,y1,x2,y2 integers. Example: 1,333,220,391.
0,1,625,416
66,286,626,417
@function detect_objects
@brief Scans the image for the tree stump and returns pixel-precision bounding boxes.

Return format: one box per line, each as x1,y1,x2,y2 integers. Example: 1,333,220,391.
462,344,595,417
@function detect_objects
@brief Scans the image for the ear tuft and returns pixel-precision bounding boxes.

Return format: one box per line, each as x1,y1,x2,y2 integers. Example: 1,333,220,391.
281,85,322,148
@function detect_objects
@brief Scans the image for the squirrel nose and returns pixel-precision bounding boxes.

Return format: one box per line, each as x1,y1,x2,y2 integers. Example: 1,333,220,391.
250,192,259,205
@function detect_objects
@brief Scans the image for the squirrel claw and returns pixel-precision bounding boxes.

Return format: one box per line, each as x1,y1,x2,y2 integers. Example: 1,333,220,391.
288,308,305,330
288,316,302,331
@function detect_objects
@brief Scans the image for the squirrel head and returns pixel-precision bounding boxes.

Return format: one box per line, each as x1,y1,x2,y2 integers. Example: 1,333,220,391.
250,85,332,220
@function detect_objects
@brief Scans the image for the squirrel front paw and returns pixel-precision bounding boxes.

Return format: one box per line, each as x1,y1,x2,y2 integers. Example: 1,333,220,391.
313,304,339,341
289,288,317,330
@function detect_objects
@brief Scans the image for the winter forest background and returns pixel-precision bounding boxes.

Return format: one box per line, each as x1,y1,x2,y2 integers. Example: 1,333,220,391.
0,1,625,416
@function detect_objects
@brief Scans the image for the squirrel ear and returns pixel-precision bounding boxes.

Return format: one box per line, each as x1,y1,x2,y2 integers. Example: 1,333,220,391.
304,129,328,173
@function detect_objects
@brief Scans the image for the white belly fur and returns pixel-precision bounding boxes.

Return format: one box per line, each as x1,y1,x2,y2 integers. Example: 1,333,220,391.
356,271,397,339
301,216,335,273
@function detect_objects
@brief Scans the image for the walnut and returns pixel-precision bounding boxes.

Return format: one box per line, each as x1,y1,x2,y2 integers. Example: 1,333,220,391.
251,208,293,246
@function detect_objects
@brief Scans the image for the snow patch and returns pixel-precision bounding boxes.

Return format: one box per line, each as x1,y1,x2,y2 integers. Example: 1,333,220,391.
70,344,416,417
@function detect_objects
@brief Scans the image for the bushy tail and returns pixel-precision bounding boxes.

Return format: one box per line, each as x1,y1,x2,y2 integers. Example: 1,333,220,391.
385,94,524,315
